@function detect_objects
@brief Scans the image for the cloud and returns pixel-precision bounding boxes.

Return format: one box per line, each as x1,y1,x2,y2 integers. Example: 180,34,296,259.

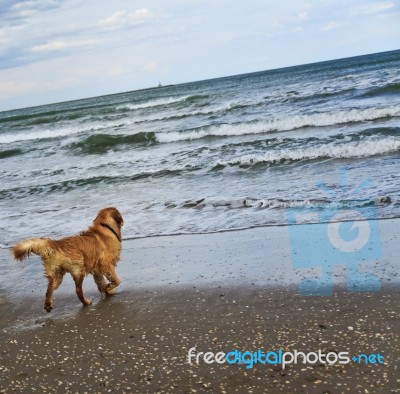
31,39,96,53
321,21,340,31
98,8,155,29
143,61,158,73
108,67,124,76
350,2,394,16
2,0,63,24
0,79,38,99
0,24,26,46
44,76,80,90
298,11,308,20
1,0,399,111
0,73,80,104
12,0,61,14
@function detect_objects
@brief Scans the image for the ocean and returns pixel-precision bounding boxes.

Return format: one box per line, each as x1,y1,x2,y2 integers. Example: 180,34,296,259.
1,50,400,247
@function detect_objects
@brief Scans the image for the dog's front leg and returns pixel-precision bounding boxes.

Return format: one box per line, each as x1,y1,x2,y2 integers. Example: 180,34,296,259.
72,274,92,306
104,267,121,296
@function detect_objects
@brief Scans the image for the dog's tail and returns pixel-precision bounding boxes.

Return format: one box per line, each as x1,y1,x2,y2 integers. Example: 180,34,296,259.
12,238,52,261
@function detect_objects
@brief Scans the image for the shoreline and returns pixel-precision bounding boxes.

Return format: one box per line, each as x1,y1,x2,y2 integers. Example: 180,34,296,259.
1,213,399,249
1,218,399,319
118,213,400,242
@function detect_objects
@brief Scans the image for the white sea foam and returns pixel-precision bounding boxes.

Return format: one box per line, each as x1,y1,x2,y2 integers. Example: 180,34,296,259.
173,196,382,210
127,101,243,124
215,137,400,167
0,127,86,144
117,96,190,111
2,105,399,146
155,105,400,143
0,121,120,145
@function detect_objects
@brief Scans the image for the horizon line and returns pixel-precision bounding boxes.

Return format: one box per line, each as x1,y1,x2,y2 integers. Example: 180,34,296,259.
1,48,399,114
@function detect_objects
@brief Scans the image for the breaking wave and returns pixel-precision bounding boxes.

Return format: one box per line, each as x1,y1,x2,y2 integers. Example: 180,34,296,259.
214,137,400,168
156,105,400,143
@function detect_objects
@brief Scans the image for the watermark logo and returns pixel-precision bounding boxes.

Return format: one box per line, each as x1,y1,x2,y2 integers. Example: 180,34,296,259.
287,167,382,295
187,347,384,369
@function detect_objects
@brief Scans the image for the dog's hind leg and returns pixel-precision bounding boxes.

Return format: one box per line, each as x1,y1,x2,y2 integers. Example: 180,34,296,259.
72,274,92,306
104,266,121,296
44,270,64,312
53,270,64,290
93,273,107,294
44,276,55,312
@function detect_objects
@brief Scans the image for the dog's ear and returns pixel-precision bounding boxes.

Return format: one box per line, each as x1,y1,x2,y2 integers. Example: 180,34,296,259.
110,208,124,228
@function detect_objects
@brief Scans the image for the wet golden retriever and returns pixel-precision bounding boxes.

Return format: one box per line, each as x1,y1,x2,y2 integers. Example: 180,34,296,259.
12,207,123,312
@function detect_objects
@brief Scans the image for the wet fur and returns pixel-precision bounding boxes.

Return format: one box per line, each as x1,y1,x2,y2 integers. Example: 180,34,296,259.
12,207,123,312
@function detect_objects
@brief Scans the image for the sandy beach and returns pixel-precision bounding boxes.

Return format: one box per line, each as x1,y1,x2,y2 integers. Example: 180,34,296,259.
1,219,399,393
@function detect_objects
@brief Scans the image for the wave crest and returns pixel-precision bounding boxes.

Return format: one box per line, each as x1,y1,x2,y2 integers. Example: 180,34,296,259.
155,105,400,143
214,137,400,168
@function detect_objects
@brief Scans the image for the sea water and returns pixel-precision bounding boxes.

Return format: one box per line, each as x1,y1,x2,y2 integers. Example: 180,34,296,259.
0,50,399,246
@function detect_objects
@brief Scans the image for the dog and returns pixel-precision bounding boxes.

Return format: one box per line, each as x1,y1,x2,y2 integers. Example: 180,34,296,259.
12,207,123,312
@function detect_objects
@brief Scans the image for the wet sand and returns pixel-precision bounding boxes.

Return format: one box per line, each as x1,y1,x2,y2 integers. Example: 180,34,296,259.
1,220,399,393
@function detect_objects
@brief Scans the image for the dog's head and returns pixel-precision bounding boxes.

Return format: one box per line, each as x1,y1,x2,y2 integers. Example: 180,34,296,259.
94,207,124,229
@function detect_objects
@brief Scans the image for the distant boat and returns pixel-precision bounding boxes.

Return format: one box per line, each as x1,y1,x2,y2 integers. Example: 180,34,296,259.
158,82,162,88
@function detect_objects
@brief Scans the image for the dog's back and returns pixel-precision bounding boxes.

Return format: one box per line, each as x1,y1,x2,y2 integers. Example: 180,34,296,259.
12,231,109,273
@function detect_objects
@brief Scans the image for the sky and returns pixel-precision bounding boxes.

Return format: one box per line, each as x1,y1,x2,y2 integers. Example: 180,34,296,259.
0,0,399,111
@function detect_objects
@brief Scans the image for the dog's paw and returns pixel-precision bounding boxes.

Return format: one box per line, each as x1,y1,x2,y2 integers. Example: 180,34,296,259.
44,304,53,313
105,288,117,296
83,298,92,306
